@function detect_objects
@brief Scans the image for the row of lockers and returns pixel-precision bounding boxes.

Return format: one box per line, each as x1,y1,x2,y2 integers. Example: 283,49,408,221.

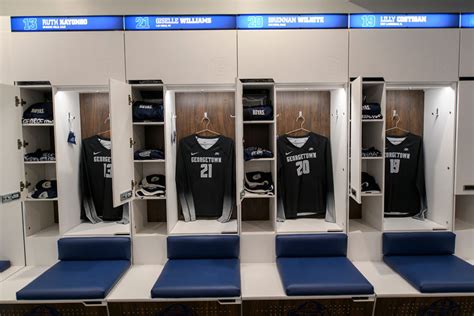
1,28,474,86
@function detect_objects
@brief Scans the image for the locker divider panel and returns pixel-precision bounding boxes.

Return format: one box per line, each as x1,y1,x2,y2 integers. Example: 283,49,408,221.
460,29,474,77
350,77,362,204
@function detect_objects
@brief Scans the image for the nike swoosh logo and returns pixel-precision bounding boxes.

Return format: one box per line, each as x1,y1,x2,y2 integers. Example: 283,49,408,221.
191,152,198,156
93,151,101,155
285,151,293,155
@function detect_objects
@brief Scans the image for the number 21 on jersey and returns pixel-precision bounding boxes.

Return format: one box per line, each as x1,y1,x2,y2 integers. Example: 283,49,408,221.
296,160,310,176
200,163,213,178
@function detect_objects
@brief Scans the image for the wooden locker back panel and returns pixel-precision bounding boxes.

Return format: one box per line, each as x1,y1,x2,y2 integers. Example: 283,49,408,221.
79,93,110,139
386,90,424,137
276,91,331,137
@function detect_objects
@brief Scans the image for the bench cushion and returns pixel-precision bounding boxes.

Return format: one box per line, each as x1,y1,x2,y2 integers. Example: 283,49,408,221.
151,259,241,298
277,257,374,296
276,234,347,258
16,260,130,300
167,235,239,259
383,232,455,256
384,255,474,293
58,237,131,261
0,260,10,273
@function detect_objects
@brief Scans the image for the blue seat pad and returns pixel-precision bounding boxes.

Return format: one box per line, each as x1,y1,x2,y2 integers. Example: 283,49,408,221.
151,259,241,298
0,260,11,273
277,257,374,296
17,260,130,300
384,255,474,293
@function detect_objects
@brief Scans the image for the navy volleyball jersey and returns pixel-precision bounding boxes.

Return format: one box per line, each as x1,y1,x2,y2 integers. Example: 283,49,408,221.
277,133,334,219
384,133,427,217
176,134,235,223
80,135,123,222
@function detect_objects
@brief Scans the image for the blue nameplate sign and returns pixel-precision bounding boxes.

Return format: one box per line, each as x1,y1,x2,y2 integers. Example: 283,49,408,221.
124,15,236,30
350,13,459,29
461,14,474,28
237,14,348,29
11,16,124,32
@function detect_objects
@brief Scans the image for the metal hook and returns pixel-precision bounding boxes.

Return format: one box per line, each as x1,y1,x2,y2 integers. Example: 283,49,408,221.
67,112,76,122
104,113,110,124
432,108,439,118
296,111,305,128
392,110,400,126
201,112,210,129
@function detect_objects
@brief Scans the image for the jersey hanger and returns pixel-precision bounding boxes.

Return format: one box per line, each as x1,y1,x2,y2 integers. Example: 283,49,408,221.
386,110,409,136
286,111,310,136
196,112,220,136
97,114,111,137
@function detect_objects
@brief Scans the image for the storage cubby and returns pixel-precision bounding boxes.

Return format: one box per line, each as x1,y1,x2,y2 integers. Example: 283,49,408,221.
24,164,57,200
167,89,238,235
24,200,59,237
275,86,348,233
132,199,167,235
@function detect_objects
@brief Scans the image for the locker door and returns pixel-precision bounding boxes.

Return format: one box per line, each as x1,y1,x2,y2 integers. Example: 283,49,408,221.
0,84,24,202
235,79,244,205
350,77,362,203
109,79,134,207
456,81,474,195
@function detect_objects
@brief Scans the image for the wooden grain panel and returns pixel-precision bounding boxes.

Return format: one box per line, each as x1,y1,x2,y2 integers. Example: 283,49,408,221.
243,299,374,316
108,301,241,316
79,93,110,139
374,296,474,316
386,90,424,137
0,303,108,316
144,125,165,150
276,91,331,137
242,198,270,221
175,92,235,141
147,199,167,222
243,125,271,149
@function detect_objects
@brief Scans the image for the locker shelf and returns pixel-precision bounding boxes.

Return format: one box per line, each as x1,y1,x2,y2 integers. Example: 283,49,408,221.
243,192,275,199
244,158,275,162
360,192,383,197
241,263,286,299
242,221,274,234
24,161,56,165
276,218,343,233
361,157,383,160
134,159,165,163
135,222,167,236
134,195,166,200
243,120,275,125
133,122,164,126
64,221,130,236
22,123,54,127
384,217,447,232
170,219,238,235
25,197,59,202
349,219,379,233
27,223,59,238
362,119,384,123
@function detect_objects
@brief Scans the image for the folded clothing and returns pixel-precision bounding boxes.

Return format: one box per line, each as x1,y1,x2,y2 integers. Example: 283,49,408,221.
243,105,273,121
361,172,380,193
362,147,382,158
244,147,273,161
362,102,383,120
30,180,57,199
243,89,271,107
134,149,164,160
136,174,166,197
24,149,55,162
133,100,164,122
245,171,274,195
22,102,53,124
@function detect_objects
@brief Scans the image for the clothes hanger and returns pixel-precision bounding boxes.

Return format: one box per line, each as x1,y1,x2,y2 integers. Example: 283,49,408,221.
386,110,409,136
195,112,220,137
97,114,111,137
286,111,310,136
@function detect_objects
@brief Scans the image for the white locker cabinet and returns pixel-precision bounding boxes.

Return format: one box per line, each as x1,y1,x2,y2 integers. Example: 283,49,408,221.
349,29,460,82
349,79,457,232
460,30,474,77
0,84,26,280
238,30,348,83
125,31,237,85
11,32,126,86
456,81,474,195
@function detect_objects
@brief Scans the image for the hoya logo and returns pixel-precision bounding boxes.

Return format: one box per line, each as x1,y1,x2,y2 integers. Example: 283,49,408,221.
31,108,45,114
362,105,371,110
252,109,265,115
139,105,153,109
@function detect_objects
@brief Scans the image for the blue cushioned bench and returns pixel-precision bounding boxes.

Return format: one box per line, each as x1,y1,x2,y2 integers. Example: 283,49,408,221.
276,234,374,296
383,232,474,293
17,237,131,300
0,260,11,273
151,235,241,298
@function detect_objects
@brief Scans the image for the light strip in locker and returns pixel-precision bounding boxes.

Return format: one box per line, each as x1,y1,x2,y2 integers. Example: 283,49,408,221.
10,16,124,32
349,13,459,29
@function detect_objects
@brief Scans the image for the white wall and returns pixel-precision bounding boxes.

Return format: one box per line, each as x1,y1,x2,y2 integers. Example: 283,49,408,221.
0,16,12,84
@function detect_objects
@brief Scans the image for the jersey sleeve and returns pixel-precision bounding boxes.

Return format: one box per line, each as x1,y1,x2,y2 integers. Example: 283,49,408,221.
80,140,102,223
176,140,196,222
218,139,235,223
